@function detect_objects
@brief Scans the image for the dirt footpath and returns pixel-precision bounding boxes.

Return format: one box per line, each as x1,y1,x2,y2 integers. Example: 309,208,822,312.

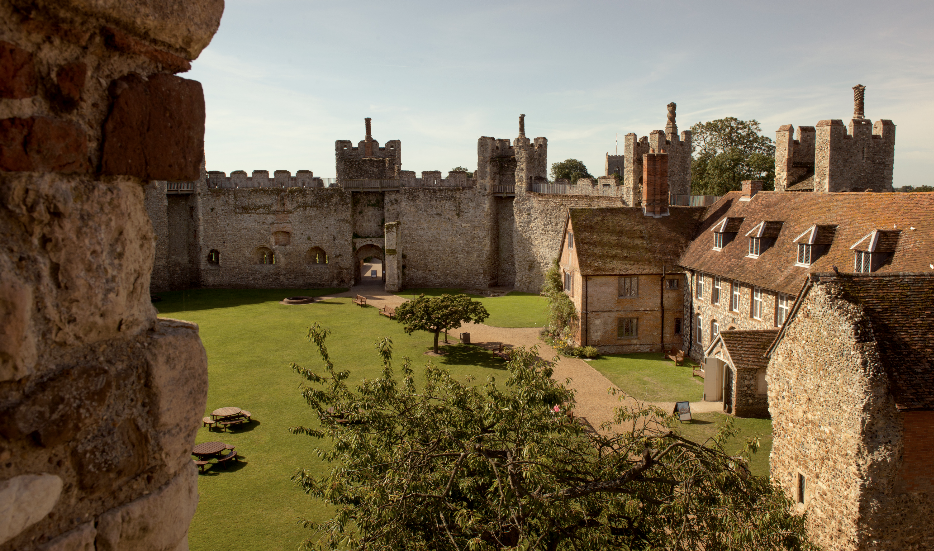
322,284,723,429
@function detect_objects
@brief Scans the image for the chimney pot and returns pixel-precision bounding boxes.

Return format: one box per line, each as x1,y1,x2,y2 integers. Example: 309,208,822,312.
742,180,764,197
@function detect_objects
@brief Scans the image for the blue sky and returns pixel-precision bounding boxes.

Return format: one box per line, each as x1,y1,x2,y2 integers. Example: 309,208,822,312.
189,0,934,187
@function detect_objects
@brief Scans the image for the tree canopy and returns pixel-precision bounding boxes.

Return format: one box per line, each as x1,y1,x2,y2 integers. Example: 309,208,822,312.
452,166,474,178
550,159,593,184
290,324,814,551
690,118,775,196
393,293,489,353
542,258,578,342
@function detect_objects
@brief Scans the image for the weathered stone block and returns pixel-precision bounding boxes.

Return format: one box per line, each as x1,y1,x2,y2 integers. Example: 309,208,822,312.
39,522,96,551
95,462,198,551
0,41,37,99
0,274,37,382
0,117,89,173
101,74,205,181
24,0,224,59
144,318,208,476
0,474,63,546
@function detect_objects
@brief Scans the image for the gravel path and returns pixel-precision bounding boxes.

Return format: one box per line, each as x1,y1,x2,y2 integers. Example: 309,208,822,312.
320,284,724,430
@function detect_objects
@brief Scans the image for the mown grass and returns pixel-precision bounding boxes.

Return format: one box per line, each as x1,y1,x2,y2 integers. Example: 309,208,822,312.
156,288,515,551
587,352,704,403
674,413,773,478
395,288,548,328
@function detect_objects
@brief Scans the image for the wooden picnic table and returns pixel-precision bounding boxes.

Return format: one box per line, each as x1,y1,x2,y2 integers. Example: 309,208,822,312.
212,406,241,419
192,441,227,457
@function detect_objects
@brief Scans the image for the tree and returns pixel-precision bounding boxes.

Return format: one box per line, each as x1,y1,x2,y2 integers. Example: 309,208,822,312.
550,159,593,184
451,166,474,178
542,258,578,342
290,325,815,551
393,293,489,353
690,118,775,196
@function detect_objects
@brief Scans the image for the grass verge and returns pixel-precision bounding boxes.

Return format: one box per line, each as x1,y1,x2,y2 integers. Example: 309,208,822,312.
674,413,773,478
587,352,704,403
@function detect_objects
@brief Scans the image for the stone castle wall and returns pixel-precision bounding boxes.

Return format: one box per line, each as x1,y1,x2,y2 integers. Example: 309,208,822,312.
0,0,221,548
512,193,626,293
815,119,895,193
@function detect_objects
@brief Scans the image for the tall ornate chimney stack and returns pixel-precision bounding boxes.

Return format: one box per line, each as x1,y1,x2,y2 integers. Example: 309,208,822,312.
853,85,866,120
666,102,678,136
364,117,373,156
519,114,526,138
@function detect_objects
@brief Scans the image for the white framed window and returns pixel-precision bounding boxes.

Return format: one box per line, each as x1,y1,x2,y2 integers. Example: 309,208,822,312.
751,287,762,320
666,278,679,290
796,244,813,266
617,317,637,338
618,276,638,298
696,314,703,345
855,251,871,273
712,277,721,305
731,283,740,312
776,294,790,326
696,274,705,300
714,233,725,250
748,237,761,257
710,319,719,340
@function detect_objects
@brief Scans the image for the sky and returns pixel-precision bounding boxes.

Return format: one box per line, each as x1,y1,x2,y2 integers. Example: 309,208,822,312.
188,0,934,187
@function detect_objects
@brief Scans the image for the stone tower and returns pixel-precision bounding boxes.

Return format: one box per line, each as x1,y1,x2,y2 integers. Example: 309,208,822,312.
513,114,548,194
335,118,402,182
775,85,895,193
623,103,692,205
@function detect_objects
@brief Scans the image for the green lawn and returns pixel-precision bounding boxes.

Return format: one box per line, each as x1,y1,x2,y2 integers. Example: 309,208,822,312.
674,413,773,478
587,352,704,403
395,288,548,328
156,288,514,551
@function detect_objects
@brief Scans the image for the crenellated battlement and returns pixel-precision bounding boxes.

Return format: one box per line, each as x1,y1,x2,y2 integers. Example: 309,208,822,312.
775,85,895,193
622,103,692,205
335,118,403,181
206,169,328,189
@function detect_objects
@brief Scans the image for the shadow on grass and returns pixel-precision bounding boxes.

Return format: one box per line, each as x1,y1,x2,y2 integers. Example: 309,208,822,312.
679,418,714,425
225,420,262,433
155,288,347,314
437,344,507,370
200,457,249,476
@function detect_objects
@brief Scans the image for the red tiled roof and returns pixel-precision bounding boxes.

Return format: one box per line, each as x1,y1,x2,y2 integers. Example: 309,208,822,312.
833,274,934,411
718,330,778,371
680,191,934,295
569,207,706,275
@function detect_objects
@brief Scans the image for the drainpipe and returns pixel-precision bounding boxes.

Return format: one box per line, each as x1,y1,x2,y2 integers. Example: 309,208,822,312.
581,276,588,346
660,264,665,353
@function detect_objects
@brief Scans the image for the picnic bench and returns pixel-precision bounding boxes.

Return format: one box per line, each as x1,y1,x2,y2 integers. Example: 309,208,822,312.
210,407,253,432
354,295,367,307
192,441,239,473
379,305,395,319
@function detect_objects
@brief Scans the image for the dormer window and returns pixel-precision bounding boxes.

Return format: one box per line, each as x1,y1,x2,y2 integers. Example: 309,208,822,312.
745,221,783,258
850,229,900,274
711,217,744,251
749,237,762,257
794,225,836,267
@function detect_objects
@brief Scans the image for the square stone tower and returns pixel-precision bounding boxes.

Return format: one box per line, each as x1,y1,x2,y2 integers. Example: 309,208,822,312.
335,117,402,182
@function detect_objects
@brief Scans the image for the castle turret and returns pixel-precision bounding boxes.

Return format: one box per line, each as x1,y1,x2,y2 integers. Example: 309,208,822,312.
335,118,402,182
622,103,692,204
513,114,547,194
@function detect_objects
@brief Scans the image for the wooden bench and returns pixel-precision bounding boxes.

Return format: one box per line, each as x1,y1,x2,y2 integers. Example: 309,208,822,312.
202,417,217,430
379,306,395,319
218,417,247,431
353,295,367,307
666,349,686,366
217,451,238,465
194,459,210,473
692,367,705,379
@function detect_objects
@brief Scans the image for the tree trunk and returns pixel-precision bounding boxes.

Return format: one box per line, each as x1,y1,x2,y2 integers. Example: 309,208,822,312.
433,331,440,354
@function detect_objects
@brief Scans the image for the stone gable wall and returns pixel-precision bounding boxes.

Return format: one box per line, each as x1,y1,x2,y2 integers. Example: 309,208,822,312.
0,0,221,547
767,281,923,550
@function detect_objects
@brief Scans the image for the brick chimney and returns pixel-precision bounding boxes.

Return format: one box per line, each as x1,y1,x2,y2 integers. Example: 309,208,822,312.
742,180,764,198
642,151,669,217
364,117,373,156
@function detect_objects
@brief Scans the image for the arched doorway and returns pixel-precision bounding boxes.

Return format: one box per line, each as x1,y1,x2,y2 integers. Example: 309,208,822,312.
354,244,384,285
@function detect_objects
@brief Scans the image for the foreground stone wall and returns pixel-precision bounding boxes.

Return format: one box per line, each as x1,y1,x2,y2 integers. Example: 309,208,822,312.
0,0,221,548
767,281,931,550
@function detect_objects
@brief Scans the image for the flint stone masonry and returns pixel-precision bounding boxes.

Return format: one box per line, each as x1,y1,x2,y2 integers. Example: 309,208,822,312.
768,279,934,550
0,0,218,548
